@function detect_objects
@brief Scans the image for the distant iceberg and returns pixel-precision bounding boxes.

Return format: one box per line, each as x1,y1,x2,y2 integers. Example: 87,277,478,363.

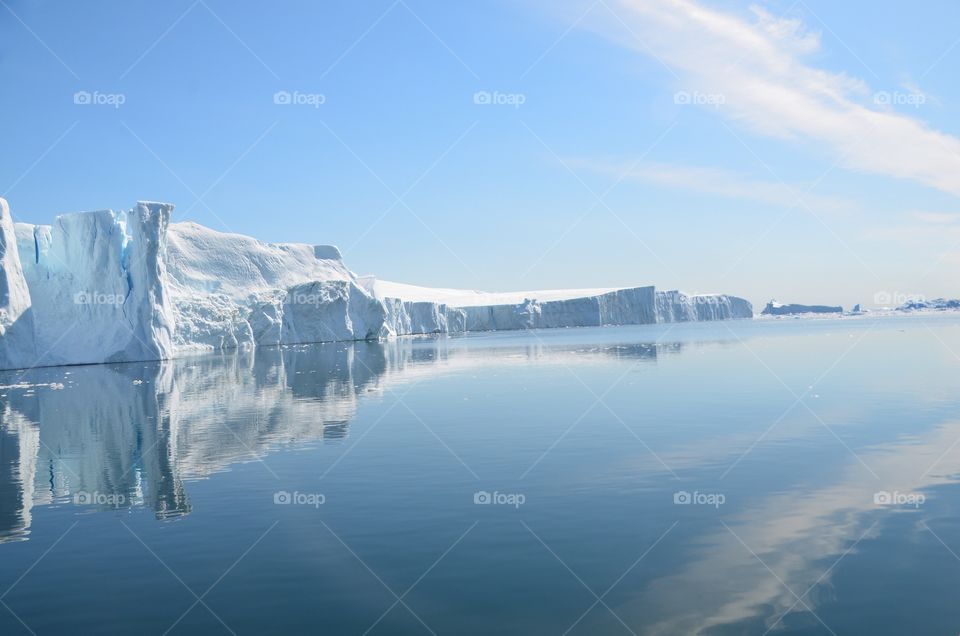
366,279,752,335
761,300,842,316
896,298,960,312
0,198,753,370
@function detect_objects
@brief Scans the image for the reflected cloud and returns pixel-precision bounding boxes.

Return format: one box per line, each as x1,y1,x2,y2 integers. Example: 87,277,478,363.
616,415,960,634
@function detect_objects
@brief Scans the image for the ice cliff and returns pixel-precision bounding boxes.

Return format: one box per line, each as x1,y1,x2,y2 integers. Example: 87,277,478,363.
163,221,384,350
0,198,753,370
0,199,34,369
13,203,175,366
368,280,752,333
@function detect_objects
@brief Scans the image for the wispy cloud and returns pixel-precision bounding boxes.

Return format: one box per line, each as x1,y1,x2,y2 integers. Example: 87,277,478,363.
572,158,856,213
862,211,960,245
577,0,960,196
863,225,960,243
911,210,958,225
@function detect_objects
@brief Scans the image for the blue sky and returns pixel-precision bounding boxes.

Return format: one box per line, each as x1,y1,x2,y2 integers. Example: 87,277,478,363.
2,0,959,307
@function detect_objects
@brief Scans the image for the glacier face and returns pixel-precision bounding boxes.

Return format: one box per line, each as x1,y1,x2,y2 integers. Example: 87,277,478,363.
375,283,752,335
163,222,386,350
13,202,175,367
0,199,35,369
0,197,753,370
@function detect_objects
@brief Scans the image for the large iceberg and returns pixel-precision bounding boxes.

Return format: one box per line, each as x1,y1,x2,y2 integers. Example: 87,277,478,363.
0,198,753,370
0,199,35,369
163,221,385,350
366,279,752,334
14,202,175,366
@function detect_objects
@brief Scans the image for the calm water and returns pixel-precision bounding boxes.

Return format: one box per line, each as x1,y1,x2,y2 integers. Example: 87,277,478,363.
2,315,960,634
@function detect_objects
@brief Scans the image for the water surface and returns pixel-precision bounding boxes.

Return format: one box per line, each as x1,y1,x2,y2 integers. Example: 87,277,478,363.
2,315,960,634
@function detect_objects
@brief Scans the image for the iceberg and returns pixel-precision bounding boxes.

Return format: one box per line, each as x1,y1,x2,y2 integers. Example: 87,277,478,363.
896,298,960,312
0,199,35,369
163,221,387,349
761,300,842,316
367,279,752,334
0,198,753,370
14,202,175,366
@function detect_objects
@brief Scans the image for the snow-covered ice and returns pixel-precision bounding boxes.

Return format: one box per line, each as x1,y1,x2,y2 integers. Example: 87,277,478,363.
0,198,754,370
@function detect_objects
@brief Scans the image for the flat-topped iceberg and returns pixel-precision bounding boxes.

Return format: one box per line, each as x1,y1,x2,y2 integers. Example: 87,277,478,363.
365,279,752,334
761,300,842,316
0,198,753,370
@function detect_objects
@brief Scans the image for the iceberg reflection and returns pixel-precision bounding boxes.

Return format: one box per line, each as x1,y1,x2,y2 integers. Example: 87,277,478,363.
0,335,685,542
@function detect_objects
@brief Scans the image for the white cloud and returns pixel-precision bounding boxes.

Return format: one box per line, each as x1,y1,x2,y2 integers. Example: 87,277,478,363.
573,158,855,213
859,212,960,275
578,0,960,196
863,209,960,243
862,224,960,242
911,210,958,224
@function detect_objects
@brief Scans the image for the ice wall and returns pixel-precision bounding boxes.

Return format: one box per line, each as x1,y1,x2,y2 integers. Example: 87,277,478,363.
381,297,463,335
120,202,176,361
0,200,753,370
164,222,385,351
13,203,174,366
656,290,754,322
0,198,34,369
275,280,386,345
381,285,751,335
